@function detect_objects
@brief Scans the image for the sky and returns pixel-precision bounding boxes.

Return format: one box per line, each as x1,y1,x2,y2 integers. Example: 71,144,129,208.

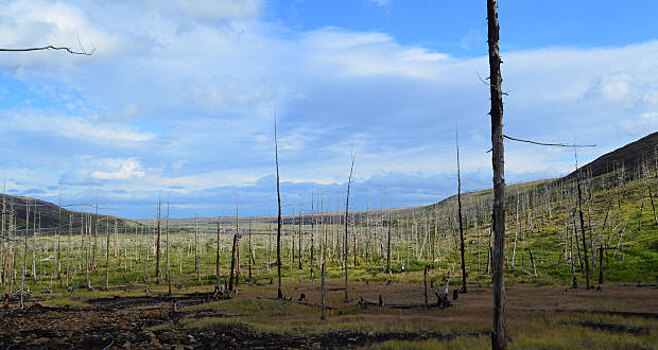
0,0,657,219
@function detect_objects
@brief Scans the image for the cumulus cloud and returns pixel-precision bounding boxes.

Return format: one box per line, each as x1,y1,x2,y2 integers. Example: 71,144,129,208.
1,0,657,217
599,73,636,107
91,158,146,180
0,0,122,68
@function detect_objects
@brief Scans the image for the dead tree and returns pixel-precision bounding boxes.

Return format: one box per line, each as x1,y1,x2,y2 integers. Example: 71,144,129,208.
23,200,30,283
66,213,72,288
230,195,241,293
574,150,590,289
105,218,110,290
194,215,200,281
155,199,162,283
344,153,356,303
56,192,62,284
386,215,392,274
275,113,284,299
166,200,171,296
1,193,5,286
487,0,507,348
456,129,467,293
310,193,315,281
321,262,326,320
248,220,253,282
216,217,222,291
91,198,99,274
298,207,303,270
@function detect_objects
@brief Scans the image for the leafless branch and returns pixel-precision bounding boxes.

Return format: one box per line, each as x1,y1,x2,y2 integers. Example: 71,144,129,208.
504,135,596,148
0,45,95,56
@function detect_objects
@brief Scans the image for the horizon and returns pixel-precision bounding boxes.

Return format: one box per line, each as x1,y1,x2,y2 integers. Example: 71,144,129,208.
1,0,656,219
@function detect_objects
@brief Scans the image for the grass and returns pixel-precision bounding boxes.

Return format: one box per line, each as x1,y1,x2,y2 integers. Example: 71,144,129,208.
1,174,656,348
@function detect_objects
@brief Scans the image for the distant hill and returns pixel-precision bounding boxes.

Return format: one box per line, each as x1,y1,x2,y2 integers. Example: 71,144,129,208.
562,131,658,182
7,132,657,229
0,194,140,234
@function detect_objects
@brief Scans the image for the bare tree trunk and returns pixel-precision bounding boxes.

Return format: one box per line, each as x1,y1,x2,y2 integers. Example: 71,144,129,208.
424,266,429,308
320,262,326,320
228,233,237,292
155,199,162,283
310,194,315,281
529,249,537,278
386,216,392,274
456,130,467,293
166,201,171,296
511,186,520,269
92,196,98,273
194,215,200,281
105,218,110,290
298,208,303,270
66,213,72,288
216,217,222,290
487,0,507,348
344,153,356,303
248,220,253,282
598,246,604,285
234,195,241,293
56,192,61,284
31,209,37,281
1,192,6,286
23,200,29,284
275,113,283,299
574,152,590,289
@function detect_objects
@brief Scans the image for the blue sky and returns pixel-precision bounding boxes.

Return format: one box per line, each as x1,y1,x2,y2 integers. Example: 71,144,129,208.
0,0,657,218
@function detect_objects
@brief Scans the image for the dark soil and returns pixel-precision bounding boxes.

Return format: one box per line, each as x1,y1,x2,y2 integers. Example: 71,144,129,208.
0,294,487,349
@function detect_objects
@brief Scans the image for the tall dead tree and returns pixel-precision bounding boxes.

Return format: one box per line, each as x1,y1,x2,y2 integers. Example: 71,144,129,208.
216,217,222,290
275,113,284,299
194,215,200,281
344,153,356,303
248,220,253,282
386,215,392,274
487,0,507,348
56,192,62,284
92,196,99,273
1,191,6,286
105,217,110,290
66,213,72,288
456,129,467,293
155,199,162,283
574,150,590,289
166,200,171,295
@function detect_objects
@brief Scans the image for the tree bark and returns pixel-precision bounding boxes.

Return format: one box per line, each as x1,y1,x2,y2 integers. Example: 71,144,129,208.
321,262,326,320
155,199,162,283
275,114,283,299
386,216,392,275
344,154,356,303
216,217,222,290
487,0,507,348
456,130,467,293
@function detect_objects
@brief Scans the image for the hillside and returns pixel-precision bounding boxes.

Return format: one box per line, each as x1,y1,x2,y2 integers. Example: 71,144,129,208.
562,131,658,182
0,194,140,233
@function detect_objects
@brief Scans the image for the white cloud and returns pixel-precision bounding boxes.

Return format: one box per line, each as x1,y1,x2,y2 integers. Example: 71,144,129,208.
0,0,122,68
599,73,636,107
1,0,658,217
0,110,155,144
91,158,146,180
643,90,658,106
137,0,261,21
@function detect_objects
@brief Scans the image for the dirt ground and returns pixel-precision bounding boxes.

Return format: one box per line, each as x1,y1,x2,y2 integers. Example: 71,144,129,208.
0,282,656,349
